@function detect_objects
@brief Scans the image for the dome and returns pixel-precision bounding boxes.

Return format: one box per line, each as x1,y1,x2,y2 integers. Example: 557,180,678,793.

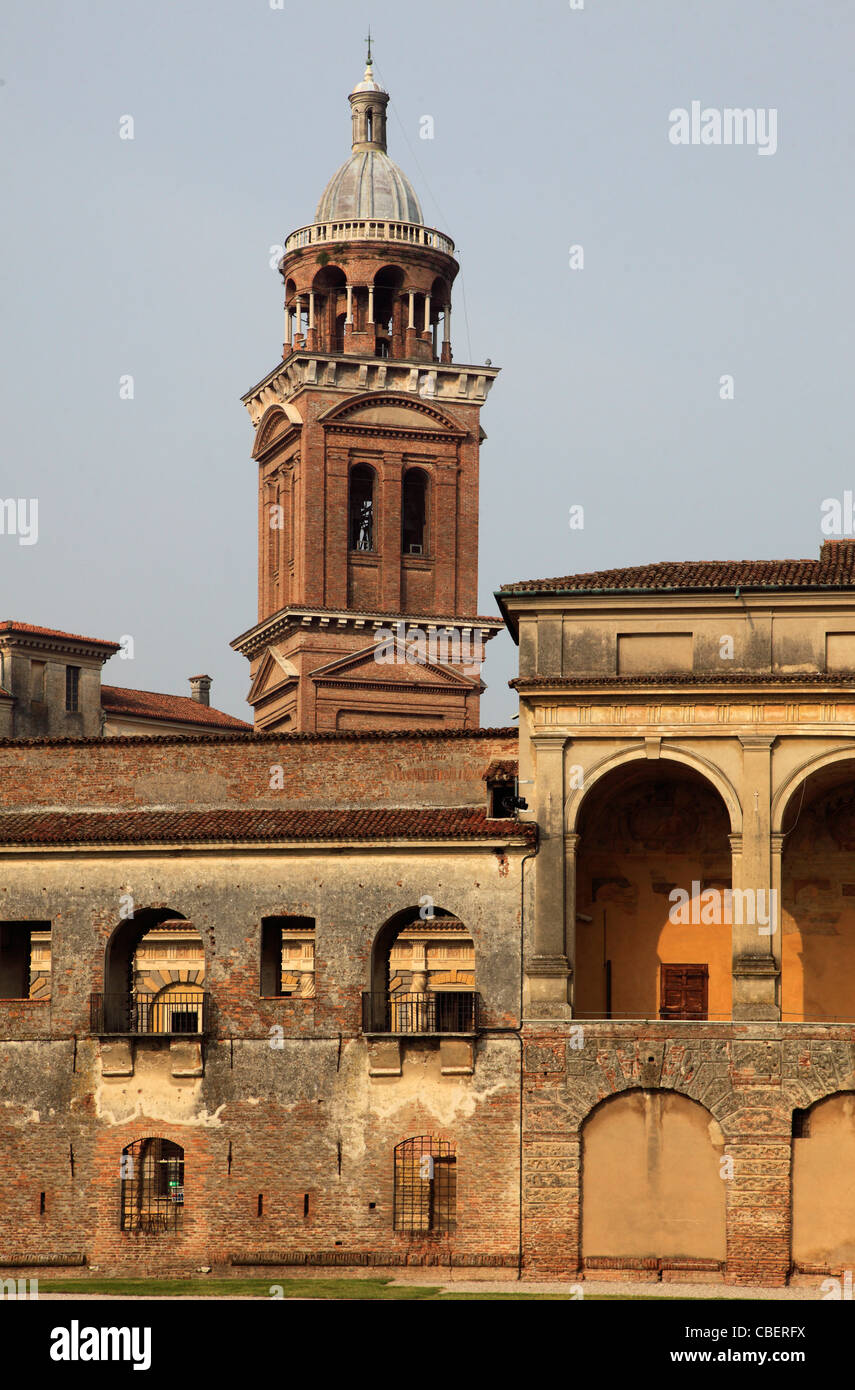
315,150,424,224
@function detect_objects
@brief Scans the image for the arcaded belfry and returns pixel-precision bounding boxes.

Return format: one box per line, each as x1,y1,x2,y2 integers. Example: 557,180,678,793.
231,50,502,733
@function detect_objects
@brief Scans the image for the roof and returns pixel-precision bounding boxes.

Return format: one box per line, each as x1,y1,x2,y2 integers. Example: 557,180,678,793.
483,759,518,782
100,686,252,731
499,542,855,597
0,725,519,749
315,150,423,223
510,672,855,690
0,620,119,650
0,807,536,848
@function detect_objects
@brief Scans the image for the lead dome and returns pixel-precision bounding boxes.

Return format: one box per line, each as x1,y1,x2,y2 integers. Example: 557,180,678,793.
313,58,424,224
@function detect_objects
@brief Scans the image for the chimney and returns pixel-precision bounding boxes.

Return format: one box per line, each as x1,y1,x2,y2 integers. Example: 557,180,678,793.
189,674,212,706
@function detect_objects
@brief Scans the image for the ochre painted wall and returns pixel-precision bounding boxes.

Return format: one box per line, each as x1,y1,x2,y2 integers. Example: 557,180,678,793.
581,1090,726,1261
792,1093,855,1267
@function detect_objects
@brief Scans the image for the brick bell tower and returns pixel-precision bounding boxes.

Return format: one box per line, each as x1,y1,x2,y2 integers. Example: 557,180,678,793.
231,47,501,733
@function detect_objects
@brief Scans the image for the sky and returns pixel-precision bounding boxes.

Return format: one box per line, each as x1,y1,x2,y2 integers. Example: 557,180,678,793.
2,0,853,726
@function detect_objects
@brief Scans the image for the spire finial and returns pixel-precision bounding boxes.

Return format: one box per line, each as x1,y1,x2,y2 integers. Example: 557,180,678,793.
365,26,373,67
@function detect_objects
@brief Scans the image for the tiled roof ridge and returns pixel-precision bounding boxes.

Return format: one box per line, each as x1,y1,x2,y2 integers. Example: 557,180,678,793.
0,726,520,749
510,672,855,688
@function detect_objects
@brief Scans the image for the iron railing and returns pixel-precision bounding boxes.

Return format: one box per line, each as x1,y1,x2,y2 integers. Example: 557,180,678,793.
362,990,479,1036
90,991,210,1037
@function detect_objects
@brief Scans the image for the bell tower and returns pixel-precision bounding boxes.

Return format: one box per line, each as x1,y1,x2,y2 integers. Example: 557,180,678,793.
231,49,502,733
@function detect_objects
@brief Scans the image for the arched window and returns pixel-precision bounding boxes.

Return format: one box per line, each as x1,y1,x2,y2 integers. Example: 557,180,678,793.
349,465,375,552
394,1136,456,1233
120,1138,184,1233
366,109,374,142
402,469,428,554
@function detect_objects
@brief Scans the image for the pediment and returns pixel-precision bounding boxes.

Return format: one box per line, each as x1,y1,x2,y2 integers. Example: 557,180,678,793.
252,404,303,460
320,394,463,435
247,647,299,704
309,639,479,690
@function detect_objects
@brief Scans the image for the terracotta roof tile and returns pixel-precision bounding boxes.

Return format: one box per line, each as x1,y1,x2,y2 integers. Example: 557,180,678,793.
500,542,855,595
0,726,518,749
0,620,119,649
101,686,252,731
483,759,518,782
510,672,855,689
0,807,536,848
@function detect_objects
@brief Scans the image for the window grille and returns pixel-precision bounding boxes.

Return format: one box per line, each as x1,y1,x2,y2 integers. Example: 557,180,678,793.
393,1136,456,1234
120,1138,184,1233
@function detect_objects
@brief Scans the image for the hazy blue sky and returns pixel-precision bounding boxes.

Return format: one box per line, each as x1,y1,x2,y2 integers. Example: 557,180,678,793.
2,0,853,725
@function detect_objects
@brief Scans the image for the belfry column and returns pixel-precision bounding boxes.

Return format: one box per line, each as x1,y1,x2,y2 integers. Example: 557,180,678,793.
527,734,572,1018
733,735,779,1020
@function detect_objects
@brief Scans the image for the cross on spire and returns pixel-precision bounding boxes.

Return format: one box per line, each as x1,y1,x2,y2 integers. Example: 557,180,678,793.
365,27,373,65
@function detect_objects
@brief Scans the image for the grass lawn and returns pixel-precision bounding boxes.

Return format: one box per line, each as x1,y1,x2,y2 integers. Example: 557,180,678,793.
36,1276,720,1300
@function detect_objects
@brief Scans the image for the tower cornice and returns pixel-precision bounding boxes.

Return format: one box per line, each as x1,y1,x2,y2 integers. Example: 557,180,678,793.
242,354,499,427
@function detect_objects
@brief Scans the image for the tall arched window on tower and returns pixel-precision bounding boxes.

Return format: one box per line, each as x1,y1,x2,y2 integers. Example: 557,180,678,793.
349,465,375,552
366,109,374,142
402,469,428,554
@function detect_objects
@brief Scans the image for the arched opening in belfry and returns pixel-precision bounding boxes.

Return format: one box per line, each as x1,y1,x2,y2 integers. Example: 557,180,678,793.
311,265,347,352
364,905,476,1034
574,762,733,1020
429,276,449,359
348,464,376,552
366,108,374,143
402,468,428,554
580,1090,726,1268
98,908,206,1034
374,265,404,356
780,758,855,1022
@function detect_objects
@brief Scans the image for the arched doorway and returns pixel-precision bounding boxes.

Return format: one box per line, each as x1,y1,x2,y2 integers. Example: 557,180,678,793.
574,762,733,1019
581,1089,726,1265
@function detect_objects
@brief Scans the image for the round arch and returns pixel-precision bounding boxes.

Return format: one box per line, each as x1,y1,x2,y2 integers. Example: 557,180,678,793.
368,903,466,997
565,743,743,836
580,1087,727,1265
772,744,855,833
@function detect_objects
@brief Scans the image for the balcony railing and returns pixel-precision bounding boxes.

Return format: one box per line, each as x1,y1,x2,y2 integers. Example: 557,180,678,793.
362,990,479,1036
90,991,210,1037
284,219,455,257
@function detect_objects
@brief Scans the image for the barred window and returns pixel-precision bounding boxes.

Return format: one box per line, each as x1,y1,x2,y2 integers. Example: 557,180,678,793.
120,1138,184,1233
393,1136,456,1234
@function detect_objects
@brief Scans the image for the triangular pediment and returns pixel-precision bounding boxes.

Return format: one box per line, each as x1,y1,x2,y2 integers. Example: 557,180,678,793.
320,394,463,435
247,647,299,704
309,639,480,690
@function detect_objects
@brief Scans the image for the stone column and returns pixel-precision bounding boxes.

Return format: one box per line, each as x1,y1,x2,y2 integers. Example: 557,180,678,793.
345,284,354,324
441,304,452,363
308,291,315,329
733,735,779,1021
423,293,431,334
367,285,374,324
408,290,415,329
527,734,571,1018
284,300,292,348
